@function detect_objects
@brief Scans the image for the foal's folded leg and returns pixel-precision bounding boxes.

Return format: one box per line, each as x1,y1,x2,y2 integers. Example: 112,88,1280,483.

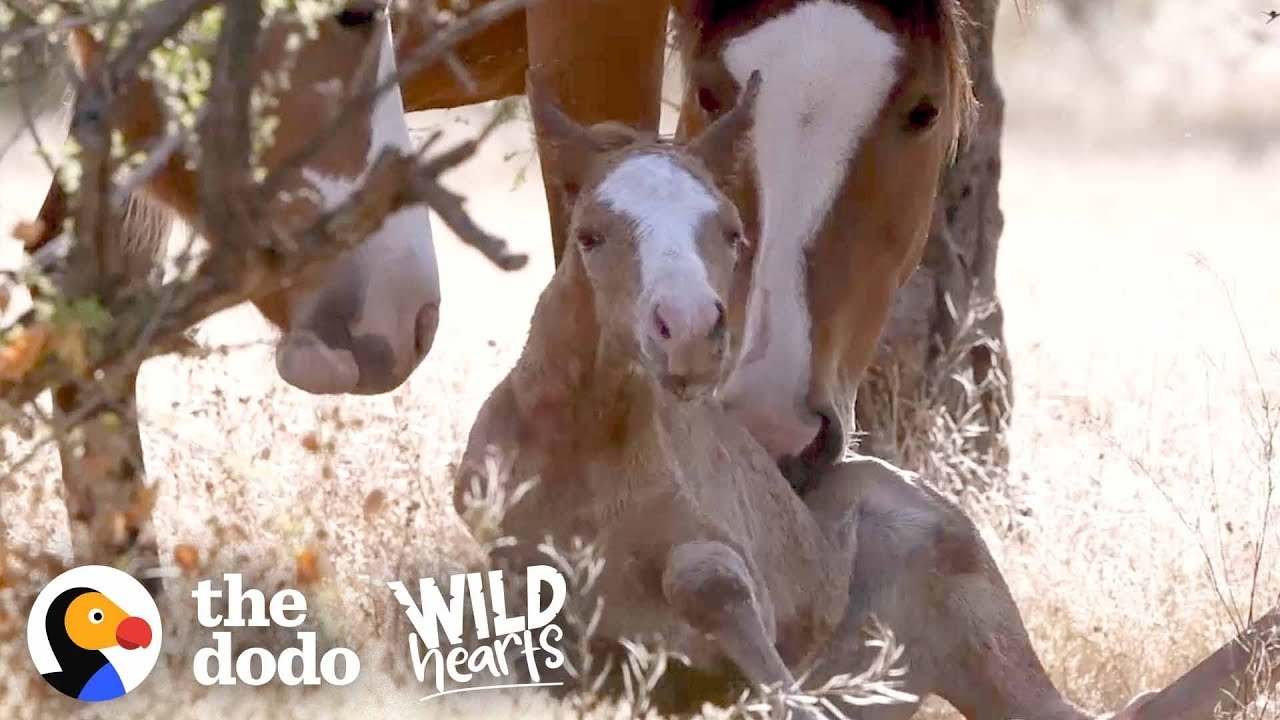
662,540,818,719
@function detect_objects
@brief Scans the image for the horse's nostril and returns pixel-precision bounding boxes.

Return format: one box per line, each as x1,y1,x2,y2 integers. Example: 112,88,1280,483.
654,306,672,341
710,301,726,341
414,301,440,358
802,408,845,467
780,408,847,494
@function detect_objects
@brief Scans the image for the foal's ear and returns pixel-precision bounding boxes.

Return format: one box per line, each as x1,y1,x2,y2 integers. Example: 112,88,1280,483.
526,69,603,205
689,70,761,189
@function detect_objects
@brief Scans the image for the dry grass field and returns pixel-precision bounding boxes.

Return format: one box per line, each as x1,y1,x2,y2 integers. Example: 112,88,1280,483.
2,1,1279,718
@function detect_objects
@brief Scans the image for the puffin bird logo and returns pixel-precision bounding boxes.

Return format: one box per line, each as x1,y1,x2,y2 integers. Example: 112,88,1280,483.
28,566,162,702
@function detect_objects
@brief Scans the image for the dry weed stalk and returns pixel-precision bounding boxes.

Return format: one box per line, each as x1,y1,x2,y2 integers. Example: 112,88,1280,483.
727,619,915,720
857,296,1017,528
457,444,537,556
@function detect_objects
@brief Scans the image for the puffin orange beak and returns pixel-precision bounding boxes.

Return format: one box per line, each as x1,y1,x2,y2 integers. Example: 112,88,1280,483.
115,616,152,650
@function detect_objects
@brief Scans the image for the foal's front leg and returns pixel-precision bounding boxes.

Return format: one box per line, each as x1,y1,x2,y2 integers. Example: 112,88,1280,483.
663,541,814,719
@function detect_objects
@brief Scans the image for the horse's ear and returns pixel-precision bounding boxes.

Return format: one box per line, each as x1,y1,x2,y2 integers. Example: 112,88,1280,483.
67,27,196,220
688,70,761,189
67,28,103,78
526,69,602,205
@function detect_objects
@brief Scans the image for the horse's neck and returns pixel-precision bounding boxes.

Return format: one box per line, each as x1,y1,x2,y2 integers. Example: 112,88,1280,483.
512,254,660,451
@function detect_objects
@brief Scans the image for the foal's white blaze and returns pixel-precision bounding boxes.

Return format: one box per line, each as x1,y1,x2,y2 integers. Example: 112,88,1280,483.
719,0,901,456
595,153,721,347
277,15,441,394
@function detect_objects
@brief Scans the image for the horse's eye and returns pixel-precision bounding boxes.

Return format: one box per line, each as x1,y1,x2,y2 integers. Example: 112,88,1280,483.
906,99,940,131
725,229,742,248
577,231,604,251
335,7,379,29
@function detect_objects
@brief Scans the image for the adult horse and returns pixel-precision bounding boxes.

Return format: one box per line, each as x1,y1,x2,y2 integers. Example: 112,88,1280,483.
2,2,441,581
398,0,966,475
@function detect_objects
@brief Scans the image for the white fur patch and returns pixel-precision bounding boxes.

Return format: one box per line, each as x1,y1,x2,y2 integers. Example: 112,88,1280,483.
719,0,900,453
595,153,720,343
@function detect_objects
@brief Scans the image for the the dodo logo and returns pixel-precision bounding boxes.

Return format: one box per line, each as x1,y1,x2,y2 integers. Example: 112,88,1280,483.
27,566,161,702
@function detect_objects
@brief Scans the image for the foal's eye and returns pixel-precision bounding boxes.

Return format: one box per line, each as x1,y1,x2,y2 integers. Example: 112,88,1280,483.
906,99,940,132
577,231,604,251
725,229,742,248
335,6,379,29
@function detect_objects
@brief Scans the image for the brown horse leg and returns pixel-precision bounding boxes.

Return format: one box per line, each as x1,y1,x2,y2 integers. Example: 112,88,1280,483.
526,0,669,264
53,370,161,595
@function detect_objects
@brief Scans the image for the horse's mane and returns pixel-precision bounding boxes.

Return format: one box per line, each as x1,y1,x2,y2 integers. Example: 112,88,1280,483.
678,0,976,153
119,192,175,283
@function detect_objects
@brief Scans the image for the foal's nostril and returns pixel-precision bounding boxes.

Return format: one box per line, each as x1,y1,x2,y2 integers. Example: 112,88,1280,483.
414,301,440,359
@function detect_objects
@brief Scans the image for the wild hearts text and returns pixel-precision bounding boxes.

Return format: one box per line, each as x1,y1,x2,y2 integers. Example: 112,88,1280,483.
388,566,568,699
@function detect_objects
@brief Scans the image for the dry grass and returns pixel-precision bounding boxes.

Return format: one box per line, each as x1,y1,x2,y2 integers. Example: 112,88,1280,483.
4,2,1280,717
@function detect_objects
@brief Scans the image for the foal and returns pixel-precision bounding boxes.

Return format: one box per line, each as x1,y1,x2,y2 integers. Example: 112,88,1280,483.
458,71,856,701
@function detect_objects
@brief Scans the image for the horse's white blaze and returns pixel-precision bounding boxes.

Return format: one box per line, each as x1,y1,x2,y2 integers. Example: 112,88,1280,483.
279,15,440,393
596,153,721,345
719,0,900,456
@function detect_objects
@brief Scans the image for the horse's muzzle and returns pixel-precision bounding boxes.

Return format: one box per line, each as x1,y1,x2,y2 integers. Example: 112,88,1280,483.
777,407,846,495
275,299,439,395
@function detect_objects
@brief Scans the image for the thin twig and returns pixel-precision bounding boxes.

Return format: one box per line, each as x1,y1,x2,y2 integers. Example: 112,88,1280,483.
196,0,261,246
261,0,528,197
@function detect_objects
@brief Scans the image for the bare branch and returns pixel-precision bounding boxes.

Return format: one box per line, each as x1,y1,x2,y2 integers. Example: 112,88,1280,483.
414,102,528,269
261,0,528,199
108,0,219,84
2,0,528,435
1,137,490,408
196,0,262,245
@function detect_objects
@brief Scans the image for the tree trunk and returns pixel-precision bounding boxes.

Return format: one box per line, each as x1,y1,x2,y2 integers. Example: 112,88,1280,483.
855,0,1011,491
